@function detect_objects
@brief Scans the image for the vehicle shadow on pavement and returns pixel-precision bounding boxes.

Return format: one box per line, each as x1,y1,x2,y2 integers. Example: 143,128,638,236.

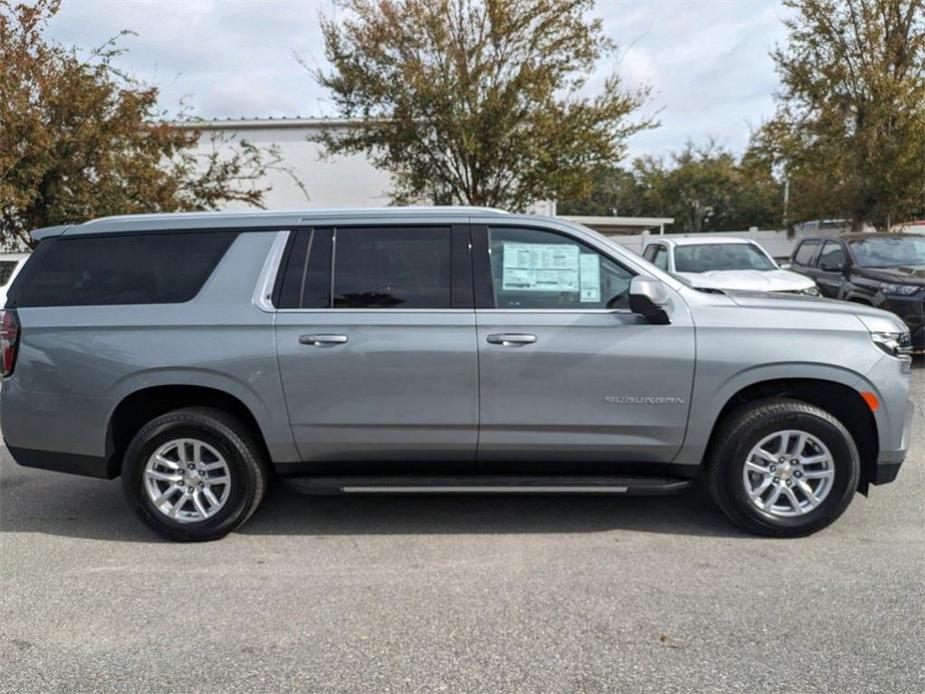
241,482,745,539
0,467,746,542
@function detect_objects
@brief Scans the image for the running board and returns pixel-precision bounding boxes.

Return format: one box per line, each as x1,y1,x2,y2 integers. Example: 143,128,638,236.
281,475,693,496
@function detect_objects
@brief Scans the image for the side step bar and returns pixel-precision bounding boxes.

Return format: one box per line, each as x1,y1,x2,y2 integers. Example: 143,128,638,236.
282,475,693,496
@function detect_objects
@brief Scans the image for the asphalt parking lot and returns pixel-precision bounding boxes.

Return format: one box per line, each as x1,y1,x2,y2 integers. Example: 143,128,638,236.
2,371,925,693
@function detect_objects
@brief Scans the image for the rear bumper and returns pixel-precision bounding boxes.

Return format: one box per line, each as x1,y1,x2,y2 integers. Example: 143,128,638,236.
1,379,111,467
5,443,114,479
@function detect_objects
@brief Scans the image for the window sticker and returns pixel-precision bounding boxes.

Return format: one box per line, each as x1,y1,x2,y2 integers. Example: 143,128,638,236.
579,253,601,302
501,242,580,292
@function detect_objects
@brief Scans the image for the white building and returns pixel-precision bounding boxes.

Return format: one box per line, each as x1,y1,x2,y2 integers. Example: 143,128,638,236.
172,117,396,210
172,117,673,239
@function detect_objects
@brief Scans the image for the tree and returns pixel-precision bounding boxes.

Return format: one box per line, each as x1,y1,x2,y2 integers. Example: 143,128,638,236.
312,0,654,211
755,0,925,230
555,165,645,217
0,0,301,249
558,141,783,232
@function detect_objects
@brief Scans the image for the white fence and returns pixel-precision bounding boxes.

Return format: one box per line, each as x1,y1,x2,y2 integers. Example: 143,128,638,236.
611,229,798,260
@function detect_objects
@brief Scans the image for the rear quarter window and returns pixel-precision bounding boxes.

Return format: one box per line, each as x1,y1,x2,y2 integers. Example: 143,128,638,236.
10,232,237,307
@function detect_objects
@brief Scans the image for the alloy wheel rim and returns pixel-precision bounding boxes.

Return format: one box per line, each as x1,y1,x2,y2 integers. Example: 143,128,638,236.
742,429,835,518
143,438,232,524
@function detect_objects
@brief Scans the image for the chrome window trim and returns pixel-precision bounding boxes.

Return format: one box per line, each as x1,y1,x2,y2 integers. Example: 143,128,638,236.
253,230,292,312
270,307,629,315
476,308,633,315
254,225,635,316
274,308,475,314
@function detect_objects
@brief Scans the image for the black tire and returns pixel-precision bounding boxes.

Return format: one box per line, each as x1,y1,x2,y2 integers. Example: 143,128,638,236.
706,398,860,537
121,407,269,542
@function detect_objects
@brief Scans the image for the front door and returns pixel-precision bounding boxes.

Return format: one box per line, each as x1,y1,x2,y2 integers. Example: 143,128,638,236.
815,240,847,298
473,225,695,464
275,224,478,462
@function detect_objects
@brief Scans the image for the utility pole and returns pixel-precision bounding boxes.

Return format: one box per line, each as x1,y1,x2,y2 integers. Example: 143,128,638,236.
783,175,790,231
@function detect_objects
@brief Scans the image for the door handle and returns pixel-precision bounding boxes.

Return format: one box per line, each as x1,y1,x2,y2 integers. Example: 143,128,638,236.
299,334,348,346
486,333,537,347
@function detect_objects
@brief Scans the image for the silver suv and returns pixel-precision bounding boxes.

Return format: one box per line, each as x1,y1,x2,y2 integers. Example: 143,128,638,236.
0,208,913,541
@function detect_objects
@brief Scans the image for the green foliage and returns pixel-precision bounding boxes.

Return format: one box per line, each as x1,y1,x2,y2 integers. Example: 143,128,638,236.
559,140,784,232
312,0,654,211
755,0,925,230
0,0,301,248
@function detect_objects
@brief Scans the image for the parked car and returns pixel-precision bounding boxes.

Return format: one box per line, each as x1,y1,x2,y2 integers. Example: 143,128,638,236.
890,220,925,234
0,209,912,541
641,237,820,295
0,253,29,308
793,219,876,236
789,233,925,351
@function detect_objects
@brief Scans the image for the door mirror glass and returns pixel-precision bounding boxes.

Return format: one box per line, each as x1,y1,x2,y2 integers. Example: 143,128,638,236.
629,276,671,325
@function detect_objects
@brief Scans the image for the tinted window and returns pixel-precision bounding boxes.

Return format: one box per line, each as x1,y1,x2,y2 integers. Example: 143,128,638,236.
642,245,657,261
794,241,821,266
652,246,668,271
674,243,776,272
0,261,18,286
818,241,846,271
13,232,237,307
488,227,634,309
275,228,333,309
333,227,451,308
849,236,925,268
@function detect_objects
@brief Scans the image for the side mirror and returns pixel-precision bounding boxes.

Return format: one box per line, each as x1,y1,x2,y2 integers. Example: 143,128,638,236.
820,260,844,272
629,276,671,325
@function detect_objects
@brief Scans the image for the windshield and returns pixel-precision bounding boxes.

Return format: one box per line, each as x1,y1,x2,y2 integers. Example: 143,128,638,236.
849,237,925,268
674,243,776,273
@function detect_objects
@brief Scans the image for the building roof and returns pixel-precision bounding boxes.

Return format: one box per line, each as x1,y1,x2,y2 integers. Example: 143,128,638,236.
167,116,367,131
829,232,923,242
651,236,757,247
560,215,674,235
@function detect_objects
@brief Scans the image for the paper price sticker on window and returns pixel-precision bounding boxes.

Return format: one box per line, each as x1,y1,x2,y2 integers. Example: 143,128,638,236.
501,242,580,292
579,253,601,302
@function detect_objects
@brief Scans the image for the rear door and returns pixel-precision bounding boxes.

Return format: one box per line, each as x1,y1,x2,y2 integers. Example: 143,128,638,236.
274,224,478,462
473,224,695,465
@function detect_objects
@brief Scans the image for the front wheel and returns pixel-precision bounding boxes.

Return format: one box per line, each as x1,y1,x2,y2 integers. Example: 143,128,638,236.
121,407,268,542
706,398,860,537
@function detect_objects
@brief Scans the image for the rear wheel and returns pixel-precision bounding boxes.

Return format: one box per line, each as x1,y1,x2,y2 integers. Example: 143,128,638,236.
121,407,268,542
706,398,860,537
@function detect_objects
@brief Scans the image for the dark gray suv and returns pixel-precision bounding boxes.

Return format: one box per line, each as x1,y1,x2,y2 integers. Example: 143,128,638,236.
0,208,913,540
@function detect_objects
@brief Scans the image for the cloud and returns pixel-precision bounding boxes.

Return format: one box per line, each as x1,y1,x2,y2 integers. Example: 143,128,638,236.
45,0,791,159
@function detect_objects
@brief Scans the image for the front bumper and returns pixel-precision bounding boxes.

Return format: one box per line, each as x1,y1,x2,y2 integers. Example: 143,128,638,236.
864,354,914,486
880,295,925,350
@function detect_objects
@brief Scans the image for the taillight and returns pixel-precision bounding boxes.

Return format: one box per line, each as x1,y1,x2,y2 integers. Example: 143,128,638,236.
1,309,20,377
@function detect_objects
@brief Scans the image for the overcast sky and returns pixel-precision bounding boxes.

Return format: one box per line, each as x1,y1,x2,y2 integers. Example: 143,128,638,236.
46,0,792,161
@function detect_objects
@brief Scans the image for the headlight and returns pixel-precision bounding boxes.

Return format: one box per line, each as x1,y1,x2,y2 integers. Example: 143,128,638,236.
881,284,921,297
870,330,913,358
800,286,821,296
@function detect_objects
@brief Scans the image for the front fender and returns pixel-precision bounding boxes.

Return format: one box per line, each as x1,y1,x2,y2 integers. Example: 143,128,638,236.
674,360,887,467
